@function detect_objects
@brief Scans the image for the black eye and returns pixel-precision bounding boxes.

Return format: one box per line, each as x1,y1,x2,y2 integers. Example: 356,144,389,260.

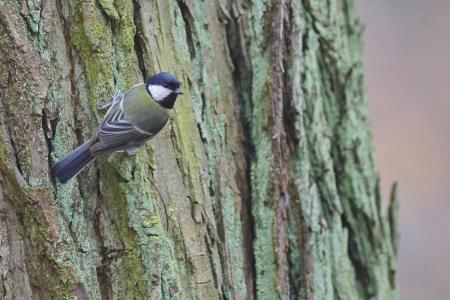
163,83,168,88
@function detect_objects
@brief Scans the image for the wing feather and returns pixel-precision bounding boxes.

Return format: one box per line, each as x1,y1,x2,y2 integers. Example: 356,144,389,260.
90,91,152,155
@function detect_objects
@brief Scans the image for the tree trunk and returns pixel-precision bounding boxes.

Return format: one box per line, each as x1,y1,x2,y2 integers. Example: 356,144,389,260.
0,0,398,299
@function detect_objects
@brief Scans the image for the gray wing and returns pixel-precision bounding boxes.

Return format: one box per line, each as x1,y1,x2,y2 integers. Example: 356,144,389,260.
90,91,152,155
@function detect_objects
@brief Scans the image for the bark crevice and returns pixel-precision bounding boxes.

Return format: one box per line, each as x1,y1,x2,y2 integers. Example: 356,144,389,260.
132,0,147,80
223,2,257,298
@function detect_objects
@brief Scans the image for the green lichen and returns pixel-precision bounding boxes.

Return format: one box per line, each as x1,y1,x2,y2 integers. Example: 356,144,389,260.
247,0,280,298
222,188,247,299
250,139,277,299
99,0,120,21
71,2,115,111
142,215,161,227
118,155,182,298
109,0,137,88
0,139,79,299
98,162,153,299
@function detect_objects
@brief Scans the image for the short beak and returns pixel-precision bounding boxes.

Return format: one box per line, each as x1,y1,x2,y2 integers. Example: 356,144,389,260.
174,88,184,95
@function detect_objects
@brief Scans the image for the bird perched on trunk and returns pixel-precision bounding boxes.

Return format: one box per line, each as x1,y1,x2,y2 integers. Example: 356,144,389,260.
52,72,183,184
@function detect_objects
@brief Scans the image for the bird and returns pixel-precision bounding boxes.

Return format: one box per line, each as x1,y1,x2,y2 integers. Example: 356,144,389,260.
52,72,183,184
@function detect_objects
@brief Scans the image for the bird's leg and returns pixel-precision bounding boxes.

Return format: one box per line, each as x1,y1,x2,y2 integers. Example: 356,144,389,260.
125,147,140,156
125,141,147,156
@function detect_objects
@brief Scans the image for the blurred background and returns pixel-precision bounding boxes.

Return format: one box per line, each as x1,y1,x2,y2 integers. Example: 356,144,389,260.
359,1,450,299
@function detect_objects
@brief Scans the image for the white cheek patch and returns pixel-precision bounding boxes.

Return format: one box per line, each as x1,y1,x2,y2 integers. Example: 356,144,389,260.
148,84,172,102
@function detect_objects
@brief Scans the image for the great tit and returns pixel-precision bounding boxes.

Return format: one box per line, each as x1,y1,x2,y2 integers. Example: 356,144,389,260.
52,72,183,183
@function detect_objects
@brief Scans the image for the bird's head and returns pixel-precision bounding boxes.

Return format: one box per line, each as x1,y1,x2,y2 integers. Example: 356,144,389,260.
146,72,183,109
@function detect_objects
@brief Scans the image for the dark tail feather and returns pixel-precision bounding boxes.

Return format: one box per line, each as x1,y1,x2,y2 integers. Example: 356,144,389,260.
52,141,95,184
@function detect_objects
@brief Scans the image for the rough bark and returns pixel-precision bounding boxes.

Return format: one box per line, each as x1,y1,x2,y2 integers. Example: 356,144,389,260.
0,0,398,299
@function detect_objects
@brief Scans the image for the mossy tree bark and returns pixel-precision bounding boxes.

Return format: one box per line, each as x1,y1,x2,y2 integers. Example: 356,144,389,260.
0,0,398,299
